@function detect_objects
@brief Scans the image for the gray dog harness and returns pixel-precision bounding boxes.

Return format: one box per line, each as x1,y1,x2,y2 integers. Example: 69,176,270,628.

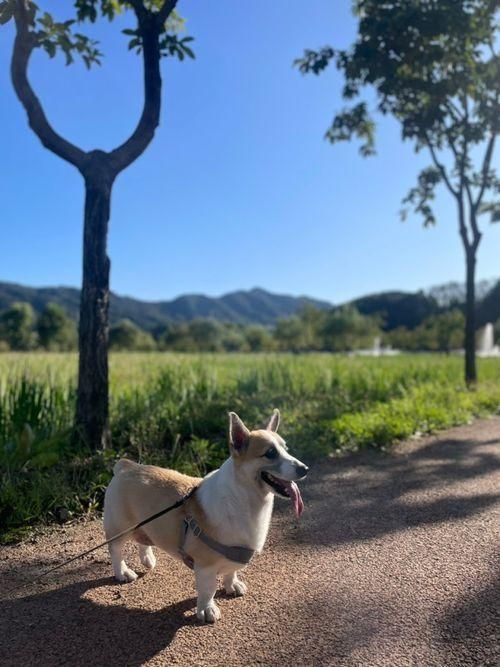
179,515,255,569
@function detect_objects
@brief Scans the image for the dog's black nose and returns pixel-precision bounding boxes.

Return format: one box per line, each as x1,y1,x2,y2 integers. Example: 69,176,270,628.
295,464,308,478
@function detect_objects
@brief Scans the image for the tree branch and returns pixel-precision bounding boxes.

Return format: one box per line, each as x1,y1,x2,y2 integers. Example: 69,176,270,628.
425,138,459,199
487,35,498,59
454,95,479,252
444,124,461,163
10,0,86,169
458,95,479,242
464,177,475,218
125,0,148,24
444,100,465,125
157,0,179,27
474,132,496,213
108,12,162,174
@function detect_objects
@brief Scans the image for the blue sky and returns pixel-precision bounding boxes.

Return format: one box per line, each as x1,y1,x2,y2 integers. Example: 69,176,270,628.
1,0,499,305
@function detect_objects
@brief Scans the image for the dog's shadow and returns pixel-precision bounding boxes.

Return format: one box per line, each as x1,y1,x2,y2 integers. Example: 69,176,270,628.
1,574,200,666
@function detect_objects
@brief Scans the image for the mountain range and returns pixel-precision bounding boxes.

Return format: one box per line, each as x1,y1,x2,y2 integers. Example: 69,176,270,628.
1,278,498,331
0,282,332,329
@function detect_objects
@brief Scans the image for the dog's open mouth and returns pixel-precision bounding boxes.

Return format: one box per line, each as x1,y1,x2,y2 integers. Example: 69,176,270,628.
261,471,304,518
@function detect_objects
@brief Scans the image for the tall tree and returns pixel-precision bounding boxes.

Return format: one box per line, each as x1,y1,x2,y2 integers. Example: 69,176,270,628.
0,302,37,350
2,0,194,447
37,302,77,350
109,318,156,350
296,0,499,384
321,305,380,352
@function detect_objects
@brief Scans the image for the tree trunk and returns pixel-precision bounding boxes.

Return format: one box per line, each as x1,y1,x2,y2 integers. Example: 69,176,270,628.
464,248,477,386
11,6,170,451
75,158,114,449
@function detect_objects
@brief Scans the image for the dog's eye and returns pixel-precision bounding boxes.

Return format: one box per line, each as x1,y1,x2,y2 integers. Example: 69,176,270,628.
263,447,278,459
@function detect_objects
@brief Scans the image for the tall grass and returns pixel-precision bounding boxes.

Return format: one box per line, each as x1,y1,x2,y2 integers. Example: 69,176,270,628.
1,353,499,541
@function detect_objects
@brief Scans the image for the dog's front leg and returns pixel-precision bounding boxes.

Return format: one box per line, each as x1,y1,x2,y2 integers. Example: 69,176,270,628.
223,571,247,597
195,565,220,623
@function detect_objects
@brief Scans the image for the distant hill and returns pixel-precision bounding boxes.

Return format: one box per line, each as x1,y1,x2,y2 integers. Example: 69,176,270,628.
426,279,497,308
477,280,500,326
1,278,498,332
0,282,332,329
348,291,439,330
345,279,500,330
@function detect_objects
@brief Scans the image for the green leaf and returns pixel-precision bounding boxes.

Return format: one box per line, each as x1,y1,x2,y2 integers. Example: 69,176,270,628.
294,47,335,75
159,33,195,61
479,200,500,223
0,1,14,25
325,102,376,156
45,41,56,58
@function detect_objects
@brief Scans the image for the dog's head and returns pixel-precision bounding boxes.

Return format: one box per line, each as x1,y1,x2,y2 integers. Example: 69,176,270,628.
228,409,308,517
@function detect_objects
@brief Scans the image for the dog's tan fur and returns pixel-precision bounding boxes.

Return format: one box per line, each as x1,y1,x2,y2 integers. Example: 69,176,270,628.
105,460,201,559
236,429,288,463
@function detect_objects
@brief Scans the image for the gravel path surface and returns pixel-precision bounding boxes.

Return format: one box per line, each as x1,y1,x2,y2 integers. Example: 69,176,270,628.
1,418,499,666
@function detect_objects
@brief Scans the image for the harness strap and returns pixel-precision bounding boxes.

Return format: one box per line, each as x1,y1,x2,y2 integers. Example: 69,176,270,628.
179,515,255,567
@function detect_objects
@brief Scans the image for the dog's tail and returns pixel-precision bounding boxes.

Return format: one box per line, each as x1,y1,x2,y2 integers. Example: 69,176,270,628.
113,458,138,476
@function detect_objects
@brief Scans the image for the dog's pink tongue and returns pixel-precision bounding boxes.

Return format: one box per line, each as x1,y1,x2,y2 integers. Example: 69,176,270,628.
285,481,304,518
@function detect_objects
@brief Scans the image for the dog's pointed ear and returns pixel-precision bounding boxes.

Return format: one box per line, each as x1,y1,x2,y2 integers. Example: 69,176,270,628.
265,408,280,433
229,412,250,454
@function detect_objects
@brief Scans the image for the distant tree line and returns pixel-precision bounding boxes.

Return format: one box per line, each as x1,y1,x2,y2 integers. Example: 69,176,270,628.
0,302,77,351
2,301,498,354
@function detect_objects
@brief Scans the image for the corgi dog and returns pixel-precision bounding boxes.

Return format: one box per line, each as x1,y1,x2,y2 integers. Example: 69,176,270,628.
103,409,308,623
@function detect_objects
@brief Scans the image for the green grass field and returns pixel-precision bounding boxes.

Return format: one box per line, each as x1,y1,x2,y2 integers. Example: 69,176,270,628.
1,352,500,542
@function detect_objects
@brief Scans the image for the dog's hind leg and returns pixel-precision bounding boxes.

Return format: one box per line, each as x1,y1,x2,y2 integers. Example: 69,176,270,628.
108,538,138,583
223,571,247,597
195,565,220,623
138,545,156,570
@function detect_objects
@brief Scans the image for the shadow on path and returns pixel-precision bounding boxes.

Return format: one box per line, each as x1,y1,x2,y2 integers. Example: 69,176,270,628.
437,568,500,665
284,435,500,547
0,576,198,667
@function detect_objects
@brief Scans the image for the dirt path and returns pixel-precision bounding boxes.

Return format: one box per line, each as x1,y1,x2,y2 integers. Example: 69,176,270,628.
1,419,499,666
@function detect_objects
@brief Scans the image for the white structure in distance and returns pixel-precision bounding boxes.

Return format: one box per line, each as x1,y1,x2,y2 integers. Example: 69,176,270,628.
477,323,500,357
350,336,400,357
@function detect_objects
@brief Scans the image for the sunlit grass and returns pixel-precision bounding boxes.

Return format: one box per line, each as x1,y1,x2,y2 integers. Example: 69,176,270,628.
1,352,499,541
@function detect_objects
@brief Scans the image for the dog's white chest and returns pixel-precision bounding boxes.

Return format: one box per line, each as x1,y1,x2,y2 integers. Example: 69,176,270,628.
197,464,274,552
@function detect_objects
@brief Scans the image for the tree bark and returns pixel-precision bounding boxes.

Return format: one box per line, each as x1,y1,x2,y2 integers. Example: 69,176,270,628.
464,247,477,386
75,156,115,448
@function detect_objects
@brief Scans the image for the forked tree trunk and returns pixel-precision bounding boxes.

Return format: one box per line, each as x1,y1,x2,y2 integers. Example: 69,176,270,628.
11,1,173,450
464,248,477,386
75,157,115,448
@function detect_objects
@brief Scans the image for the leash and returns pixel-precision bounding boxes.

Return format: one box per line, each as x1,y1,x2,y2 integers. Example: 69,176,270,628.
3,486,199,597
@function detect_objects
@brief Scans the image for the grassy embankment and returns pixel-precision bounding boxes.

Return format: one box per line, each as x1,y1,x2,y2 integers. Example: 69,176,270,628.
1,352,499,542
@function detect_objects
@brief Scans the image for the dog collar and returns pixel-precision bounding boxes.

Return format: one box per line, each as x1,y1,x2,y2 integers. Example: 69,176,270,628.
179,515,255,568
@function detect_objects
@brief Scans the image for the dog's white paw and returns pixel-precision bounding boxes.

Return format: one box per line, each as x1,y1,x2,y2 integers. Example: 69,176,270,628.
197,602,221,624
116,565,138,583
225,579,247,597
142,553,156,570
140,548,156,570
